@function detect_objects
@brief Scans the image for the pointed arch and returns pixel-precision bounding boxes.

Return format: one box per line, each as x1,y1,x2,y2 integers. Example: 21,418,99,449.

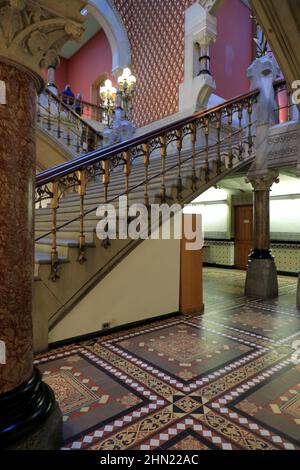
87,0,131,75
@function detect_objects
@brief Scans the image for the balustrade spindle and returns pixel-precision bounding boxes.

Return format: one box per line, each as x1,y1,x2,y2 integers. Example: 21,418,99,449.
66,123,71,146
57,100,61,139
47,93,52,131
77,170,87,263
191,123,197,191
204,118,210,181
85,126,89,152
238,102,243,160
50,181,59,281
227,106,233,168
216,111,222,173
160,135,167,203
142,143,150,207
102,159,110,205
247,100,253,156
92,133,97,152
102,159,110,248
176,129,183,200
123,151,131,215
76,122,80,153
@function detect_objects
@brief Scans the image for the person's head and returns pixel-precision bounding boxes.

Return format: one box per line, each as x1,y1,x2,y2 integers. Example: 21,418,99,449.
76,93,82,100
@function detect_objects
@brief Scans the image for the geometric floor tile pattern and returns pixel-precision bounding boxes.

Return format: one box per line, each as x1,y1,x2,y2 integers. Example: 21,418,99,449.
35,269,300,450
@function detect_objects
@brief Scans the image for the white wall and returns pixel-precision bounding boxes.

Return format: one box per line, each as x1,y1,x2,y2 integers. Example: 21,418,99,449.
200,202,230,237
270,198,300,240
49,236,181,343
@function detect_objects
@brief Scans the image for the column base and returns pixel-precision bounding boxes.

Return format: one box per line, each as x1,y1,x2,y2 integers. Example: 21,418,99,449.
245,258,278,299
0,367,62,450
297,273,300,310
7,401,62,450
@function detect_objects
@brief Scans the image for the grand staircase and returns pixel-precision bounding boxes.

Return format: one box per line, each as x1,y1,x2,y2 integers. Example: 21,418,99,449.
33,88,260,351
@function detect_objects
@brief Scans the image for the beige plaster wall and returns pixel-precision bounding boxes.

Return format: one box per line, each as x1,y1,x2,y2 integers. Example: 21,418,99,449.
36,128,72,171
49,236,181,343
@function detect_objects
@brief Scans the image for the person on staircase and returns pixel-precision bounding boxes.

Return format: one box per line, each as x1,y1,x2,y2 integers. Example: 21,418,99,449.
61,84,75,107
75,93,84,116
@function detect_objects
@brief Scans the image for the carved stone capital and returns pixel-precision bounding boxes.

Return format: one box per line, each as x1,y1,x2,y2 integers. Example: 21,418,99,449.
193,15,217,48
0,0,85,91
186,3,217,48
246,169,280,191
200,0,224,15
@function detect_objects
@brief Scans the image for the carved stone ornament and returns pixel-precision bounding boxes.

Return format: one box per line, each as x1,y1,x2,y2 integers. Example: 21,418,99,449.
200,0,224,15
246,169,280,191
0,0,85,91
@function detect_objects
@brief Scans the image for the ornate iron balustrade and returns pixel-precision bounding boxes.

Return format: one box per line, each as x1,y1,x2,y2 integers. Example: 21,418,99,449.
35,88,260,281
37,89,103,156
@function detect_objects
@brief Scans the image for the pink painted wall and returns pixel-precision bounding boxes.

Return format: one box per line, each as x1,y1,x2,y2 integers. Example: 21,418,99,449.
211,0,253,99
55,29,113,102
55,58,68,93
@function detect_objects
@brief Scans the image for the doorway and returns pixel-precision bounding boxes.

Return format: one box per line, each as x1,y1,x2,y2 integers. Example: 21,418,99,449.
91,74,108,107
234,205,253,269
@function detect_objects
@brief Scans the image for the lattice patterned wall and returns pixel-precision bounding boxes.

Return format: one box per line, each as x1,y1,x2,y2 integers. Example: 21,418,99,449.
112,0,195,128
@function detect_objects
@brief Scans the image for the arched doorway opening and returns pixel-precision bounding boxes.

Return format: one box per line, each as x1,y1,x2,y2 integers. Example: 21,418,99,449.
91,73,108,107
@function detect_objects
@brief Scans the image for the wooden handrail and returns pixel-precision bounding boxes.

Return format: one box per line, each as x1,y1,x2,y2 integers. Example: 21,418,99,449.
36,87,260,188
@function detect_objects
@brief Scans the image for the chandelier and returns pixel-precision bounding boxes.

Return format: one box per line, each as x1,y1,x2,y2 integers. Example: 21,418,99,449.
99,79,117,128
117,67,137,121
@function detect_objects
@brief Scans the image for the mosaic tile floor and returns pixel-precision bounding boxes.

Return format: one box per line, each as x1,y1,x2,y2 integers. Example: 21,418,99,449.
35,268,300,450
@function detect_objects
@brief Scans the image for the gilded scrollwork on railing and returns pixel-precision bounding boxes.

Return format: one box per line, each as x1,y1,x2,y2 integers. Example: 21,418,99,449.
85,161,105,183
57,172,80,199
149,137,164,155
35,183,53,206
129,144,144,163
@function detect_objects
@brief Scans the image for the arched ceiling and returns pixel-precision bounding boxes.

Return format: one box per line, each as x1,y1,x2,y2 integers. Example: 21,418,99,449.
59,0,130,74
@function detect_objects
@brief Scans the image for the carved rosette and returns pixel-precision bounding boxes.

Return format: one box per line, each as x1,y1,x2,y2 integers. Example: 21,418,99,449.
0,0,85,91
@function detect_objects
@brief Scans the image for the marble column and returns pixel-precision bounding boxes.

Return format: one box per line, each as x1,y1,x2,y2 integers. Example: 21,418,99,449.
245,171,279,299
0,63,36,394
0,61,61,450
0,0,86,450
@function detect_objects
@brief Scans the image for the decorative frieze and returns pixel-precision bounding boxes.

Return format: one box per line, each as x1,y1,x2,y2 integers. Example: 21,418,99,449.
267,123,300,169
